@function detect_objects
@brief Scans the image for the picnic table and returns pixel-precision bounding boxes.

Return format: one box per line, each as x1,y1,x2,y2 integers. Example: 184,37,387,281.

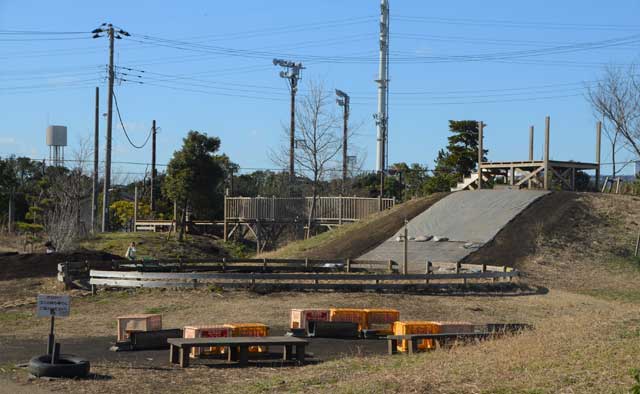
168,336,309,368
386,332,497,355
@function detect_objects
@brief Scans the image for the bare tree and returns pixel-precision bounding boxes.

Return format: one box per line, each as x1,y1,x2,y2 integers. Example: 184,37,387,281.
271,81,341,238
43,138,93,251
588,66,640,168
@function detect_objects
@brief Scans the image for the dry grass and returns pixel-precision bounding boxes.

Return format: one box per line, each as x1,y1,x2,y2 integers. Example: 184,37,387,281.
2,192,640,393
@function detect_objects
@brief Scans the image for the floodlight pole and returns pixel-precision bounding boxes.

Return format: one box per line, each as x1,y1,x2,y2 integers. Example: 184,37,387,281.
336,89,350,194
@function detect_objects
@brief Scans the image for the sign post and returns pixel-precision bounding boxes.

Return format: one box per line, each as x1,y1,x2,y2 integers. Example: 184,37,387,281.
37,294,70,364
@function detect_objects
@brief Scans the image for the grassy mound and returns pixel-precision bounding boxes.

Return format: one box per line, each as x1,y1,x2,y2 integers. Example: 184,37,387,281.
262,192,448,260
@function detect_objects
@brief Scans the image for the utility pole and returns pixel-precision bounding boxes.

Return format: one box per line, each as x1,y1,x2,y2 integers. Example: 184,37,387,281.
92,23,129,232
273,58,304,190
7,188,14,234
375,0,390,174
91,86,99,233
150,119,157,212
336,89,350,194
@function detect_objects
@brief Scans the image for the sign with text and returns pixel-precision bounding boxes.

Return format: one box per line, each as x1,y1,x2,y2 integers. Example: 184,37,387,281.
36,294,70,318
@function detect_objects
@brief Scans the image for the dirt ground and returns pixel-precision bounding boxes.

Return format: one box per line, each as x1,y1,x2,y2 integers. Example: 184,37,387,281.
1,192,640,393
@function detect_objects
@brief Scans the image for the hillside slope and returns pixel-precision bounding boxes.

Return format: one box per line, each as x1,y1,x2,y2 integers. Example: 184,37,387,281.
263,193,448,260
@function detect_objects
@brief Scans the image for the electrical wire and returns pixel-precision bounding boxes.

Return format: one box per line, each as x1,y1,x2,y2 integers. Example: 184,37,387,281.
112,90,153,149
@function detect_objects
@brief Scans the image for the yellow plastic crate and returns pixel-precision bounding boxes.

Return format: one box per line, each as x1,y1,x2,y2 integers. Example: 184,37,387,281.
225,323,269,353
393,321,473,352
329,308,367,331
116,314,162,342
183,325,231,358
364,309,400,334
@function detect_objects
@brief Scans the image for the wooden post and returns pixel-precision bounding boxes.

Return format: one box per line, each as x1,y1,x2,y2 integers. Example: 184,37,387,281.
133,184,138,232
634,230,640,257
477,121,484,189
403,219,408,275
338,196,343,225
595,121,602,192
388,259,393,273
528,125,534,189
544,116,550,190
223,192,228,242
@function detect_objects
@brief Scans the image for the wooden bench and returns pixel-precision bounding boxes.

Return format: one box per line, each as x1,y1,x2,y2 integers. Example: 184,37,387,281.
168,336,309,368
386,332,497,355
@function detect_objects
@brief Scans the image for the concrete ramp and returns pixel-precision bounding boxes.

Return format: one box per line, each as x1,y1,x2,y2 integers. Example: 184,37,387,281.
358,190,549,269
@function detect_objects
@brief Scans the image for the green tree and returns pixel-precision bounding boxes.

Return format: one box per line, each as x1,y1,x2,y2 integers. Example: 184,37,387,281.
425,120,487,193
110,200,151,231
163,131,225,240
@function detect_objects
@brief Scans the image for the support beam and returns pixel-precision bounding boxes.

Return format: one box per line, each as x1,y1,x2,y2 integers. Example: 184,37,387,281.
550,167,572,190
544,116,550,190
477,121,484,189
516,166,544,187
595,121,602,192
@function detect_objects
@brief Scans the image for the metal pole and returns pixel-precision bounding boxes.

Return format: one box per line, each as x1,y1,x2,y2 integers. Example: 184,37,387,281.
375,0,390,173
92,87,99,233
289,81,296,187
101,26,115,232
403,219,408,275
47,314,55,356
528,125,534,189
544,116,550,190
133,184,138,232
596,121,602,192
151,119,156,212
477,121,483,189
342,97,349,194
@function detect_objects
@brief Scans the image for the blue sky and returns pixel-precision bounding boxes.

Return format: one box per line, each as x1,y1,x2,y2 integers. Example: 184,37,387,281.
1,0,639,182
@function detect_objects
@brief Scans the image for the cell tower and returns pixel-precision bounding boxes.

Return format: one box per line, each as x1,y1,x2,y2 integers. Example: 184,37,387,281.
375,0,390,172
46,125,67,166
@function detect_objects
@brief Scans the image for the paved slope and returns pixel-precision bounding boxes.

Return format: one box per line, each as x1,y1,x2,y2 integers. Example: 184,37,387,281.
359,190,549,270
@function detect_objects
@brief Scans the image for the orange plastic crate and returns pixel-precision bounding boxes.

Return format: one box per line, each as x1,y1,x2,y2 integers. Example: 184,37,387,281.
183,325,231,358
393,321,474,352
225,323,269,353
329,308,367,331
290,309,330,330
364,309,400,334
116,314,162,342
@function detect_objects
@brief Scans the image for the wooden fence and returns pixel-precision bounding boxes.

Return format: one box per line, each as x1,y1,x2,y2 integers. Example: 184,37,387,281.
225,196,395,223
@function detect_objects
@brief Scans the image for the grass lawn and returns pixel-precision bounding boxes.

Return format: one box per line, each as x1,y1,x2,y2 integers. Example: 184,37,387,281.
79,232,250,260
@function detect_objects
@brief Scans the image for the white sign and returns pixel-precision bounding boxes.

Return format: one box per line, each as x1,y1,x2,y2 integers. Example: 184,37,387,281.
37,294,70,318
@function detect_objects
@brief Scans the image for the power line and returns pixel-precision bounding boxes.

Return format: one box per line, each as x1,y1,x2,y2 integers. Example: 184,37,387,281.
112,90,152,149
393,15,640,32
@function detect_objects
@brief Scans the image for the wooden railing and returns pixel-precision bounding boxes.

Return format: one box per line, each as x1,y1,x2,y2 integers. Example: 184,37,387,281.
225,196,395,223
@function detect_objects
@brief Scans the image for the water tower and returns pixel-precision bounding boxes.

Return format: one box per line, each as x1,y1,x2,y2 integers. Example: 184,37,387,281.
46,125,67,166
